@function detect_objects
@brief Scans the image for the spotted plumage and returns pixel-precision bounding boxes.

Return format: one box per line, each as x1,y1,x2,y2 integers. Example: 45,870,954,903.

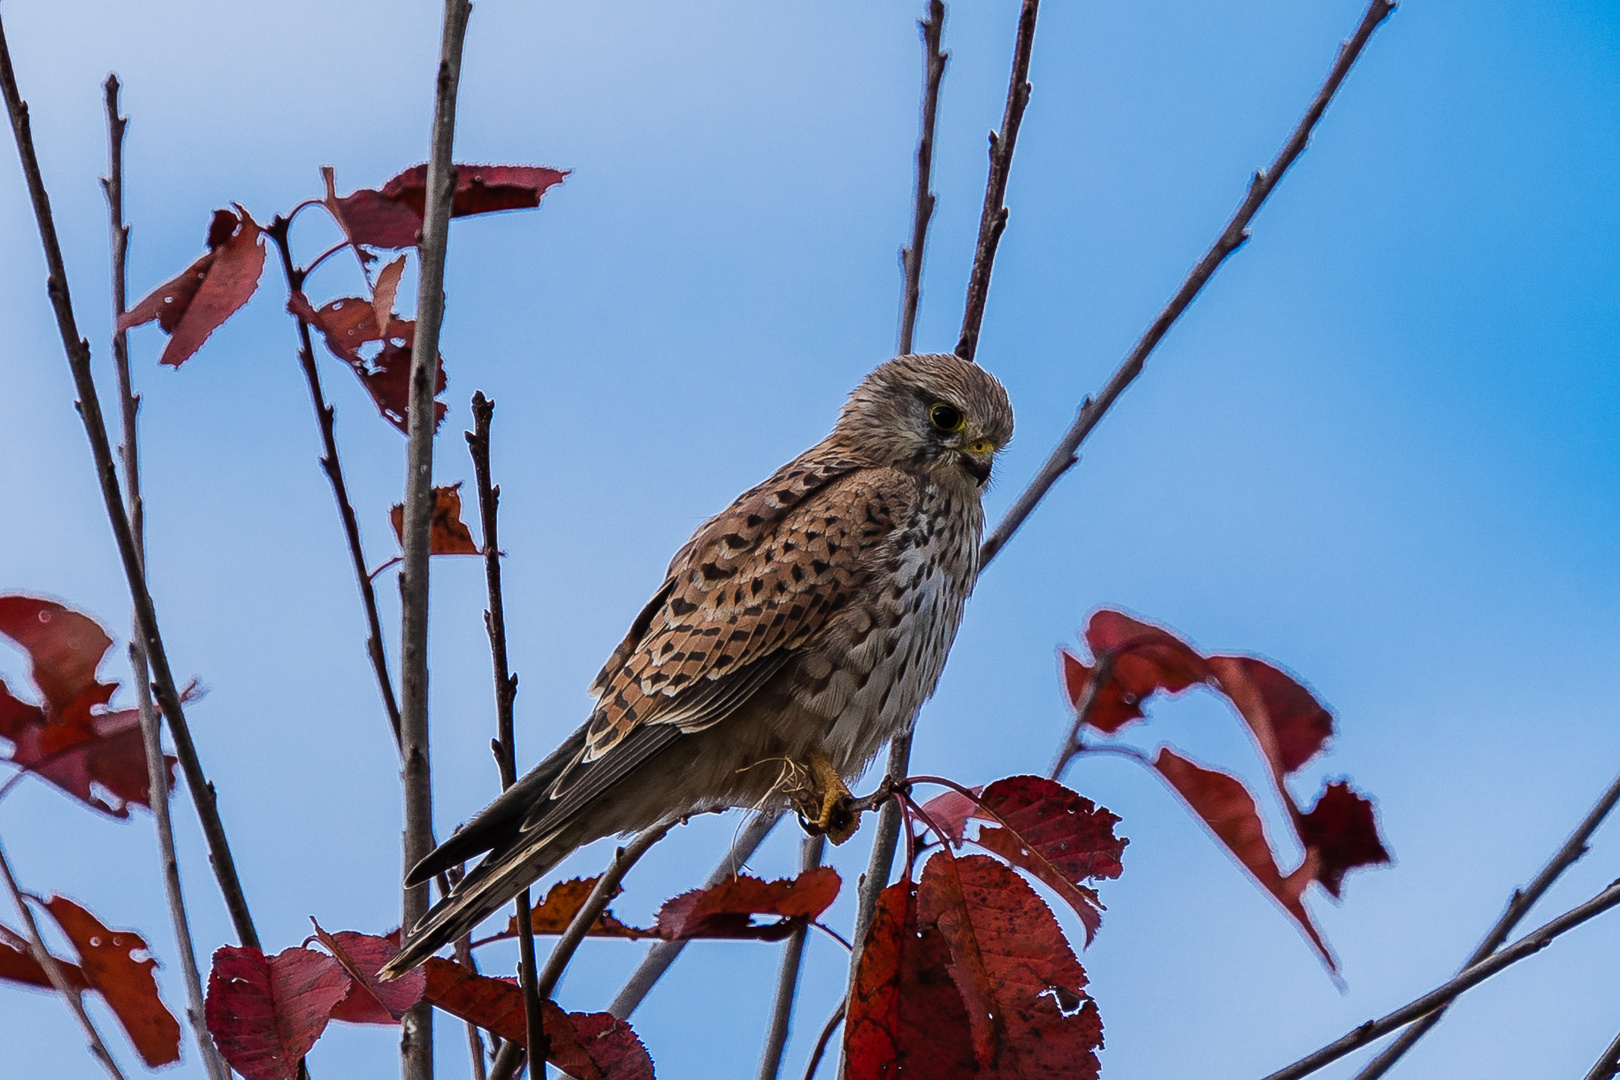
380,353,1013,980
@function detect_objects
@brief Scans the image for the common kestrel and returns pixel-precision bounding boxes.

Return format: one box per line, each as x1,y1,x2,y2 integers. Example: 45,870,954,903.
381,352,1013,978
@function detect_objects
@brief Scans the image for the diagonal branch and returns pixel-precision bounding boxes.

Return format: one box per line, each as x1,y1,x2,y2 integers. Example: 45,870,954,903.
1585,1029,1620,1080
0,838,128,1080
0,9,260,952
978,0,1399,568
758,834,828,1080
1259,877,1620,1080
1350,761,1620,1078
100,74,229,1080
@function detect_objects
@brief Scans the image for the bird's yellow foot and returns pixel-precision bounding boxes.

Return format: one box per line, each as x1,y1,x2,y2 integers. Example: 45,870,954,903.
789,753,859,845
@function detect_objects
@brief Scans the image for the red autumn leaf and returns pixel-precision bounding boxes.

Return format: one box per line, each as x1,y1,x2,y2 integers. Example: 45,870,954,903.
119,205,266,368
917,786,982,845
1297,781,1391,898
0,597,175,817
0,922,89,992
420,958,604,1079
205,945,350,1080
655,867,841,941
388,484,481,557
371,254,406,340
961,776,1126,945
44,897,180,1067
327,163,568,249
1207,654,1334,780
1153,748,1331,965
482,876,656,944
308,923,424,1024
844,881,978,1080
1062,610,1212,734
918,854,1102,1078
568,1013,656,1080
288,292,448,433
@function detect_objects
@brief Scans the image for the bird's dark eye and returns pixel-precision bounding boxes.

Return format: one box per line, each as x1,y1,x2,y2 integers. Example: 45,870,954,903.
929,403,964,433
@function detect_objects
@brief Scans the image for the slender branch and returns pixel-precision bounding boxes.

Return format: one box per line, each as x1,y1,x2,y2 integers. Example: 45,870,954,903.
1350,761,1620,1078
398,5,473,1077
1049,655,1112,779
897,0,947,357
954,0,1039,363
0,9,260,951
978,0,1399,568
487,1040,523,1080
608,810,781,1018
466,392,546,1068
1259,878,1620,1080
264,218,403,750
1585,1028,1620,1080
759,834,827,1080
801,1000,846,1080
452,925,489,1080
0,839,128,1080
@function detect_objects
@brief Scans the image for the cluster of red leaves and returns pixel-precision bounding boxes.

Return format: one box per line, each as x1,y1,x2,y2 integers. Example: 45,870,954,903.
1062,609,1390,964
205,867,839,1078
120,163,564,434
0,897,181,1067
846,776,1122,1080
0,595,176,817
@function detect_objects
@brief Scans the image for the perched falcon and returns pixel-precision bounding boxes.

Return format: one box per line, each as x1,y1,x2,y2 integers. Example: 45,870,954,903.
380,352,1013,978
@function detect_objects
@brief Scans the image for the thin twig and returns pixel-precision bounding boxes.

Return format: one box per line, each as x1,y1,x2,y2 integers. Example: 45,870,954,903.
487,1039,524,1080
607,809,782,1018
802,999,846,1080
264,218,403,750
1584,1028,1620,1080
0,839,128,1080
897,0,947,358
978,0,1399,568
954,0,1038,364
99,72,229,1080
759,834,827,1080
399,5,473,1077
452,928,489,1080
1049,653,1113,779
1351,761,1620,1078
1259,878,1620,1080
0,9,260,951
466,392,546,1067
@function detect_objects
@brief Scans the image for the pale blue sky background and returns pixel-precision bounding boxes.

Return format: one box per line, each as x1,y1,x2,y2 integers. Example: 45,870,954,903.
2,1,1618,1077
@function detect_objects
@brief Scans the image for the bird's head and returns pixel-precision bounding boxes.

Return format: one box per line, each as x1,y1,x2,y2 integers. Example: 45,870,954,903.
835,352,1014,494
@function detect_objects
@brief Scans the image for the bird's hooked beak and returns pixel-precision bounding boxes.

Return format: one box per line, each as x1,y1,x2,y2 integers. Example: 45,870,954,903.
958,437,996,487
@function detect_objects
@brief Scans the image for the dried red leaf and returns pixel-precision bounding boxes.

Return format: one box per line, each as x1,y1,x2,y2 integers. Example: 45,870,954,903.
965,776,1126,945
0,923,88,992
309,923,424,1024
119,205,266,368
1153,748,1331,966
844,881,978,1080
420,958,603,1079
388,484,481,557
45,897,180,1067
288,292,447,433
1063,610,1212,734
485,876,655,943
205,946,350,1080
917,786,982,845
1298,781,1391,898
1207,654,1334,779
569,1012,656,1080
655,867,841,941
0,595,115,717
327,163,567,249
918,854,1102,1078
371,254,406,341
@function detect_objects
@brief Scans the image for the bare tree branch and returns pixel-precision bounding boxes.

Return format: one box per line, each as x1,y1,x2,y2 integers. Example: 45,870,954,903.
1584,1028,1620,1080
607,810,781,1019
398,3,474,1076
758,834,827,1080
452,926,489,1080
978,0,1399,568
1259,878,1620,1080
1351,761,1620,1078
898,0,947,358
466,391,546,1071
0,8,260,952
0,839,128,1080
801,999,845,1080
263,218,404,750
100,76,229,1080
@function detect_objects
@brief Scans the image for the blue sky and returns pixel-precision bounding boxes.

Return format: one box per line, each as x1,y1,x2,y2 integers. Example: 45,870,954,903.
2,1,1618,1077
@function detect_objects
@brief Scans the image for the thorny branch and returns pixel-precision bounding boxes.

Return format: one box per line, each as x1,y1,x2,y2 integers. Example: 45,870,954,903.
978,0,1400,568
467,392,546,1074
1260,878,1620,1080
264,217,404,751
0,839,128,1080
100,74,229,1080
0,9,261,951
398,2,474,1076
